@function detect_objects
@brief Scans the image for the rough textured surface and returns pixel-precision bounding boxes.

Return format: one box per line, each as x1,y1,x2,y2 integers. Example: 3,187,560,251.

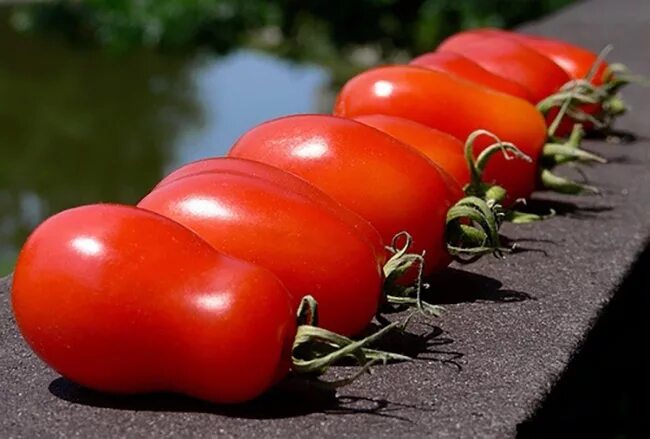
1,0,649,437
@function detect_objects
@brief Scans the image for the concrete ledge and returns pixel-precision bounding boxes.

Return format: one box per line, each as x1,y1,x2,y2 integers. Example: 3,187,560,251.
1,0,649,436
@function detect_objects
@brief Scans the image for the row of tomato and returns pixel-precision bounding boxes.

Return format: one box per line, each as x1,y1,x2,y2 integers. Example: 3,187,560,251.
11,28,635,405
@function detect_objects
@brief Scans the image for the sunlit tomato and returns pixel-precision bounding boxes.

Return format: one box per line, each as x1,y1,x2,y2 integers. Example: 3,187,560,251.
352,114,470,189
228,114,460,276
334,66,545,204
139,167,383,336
152,157,385,265
466,28,619,135
437,33,572,103
463,28,609,86
12,204,295,404
410,51,534,102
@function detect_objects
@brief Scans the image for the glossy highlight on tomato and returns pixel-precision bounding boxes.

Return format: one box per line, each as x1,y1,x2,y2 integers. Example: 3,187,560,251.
153,157,385,264
334,65,545,204
12,204,296,404
410,51,534,103
139,162,383,336
228,114,459,276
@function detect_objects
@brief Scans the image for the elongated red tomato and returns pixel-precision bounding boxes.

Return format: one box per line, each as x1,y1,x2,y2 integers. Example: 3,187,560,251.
153,157,385,265
139,169,383,336
352,114,470,188
12,204,295,404
464,28,616,135
228,114,459,276
334,66,545,204
410,51,534,102
461,28,609,85
437,33,572,103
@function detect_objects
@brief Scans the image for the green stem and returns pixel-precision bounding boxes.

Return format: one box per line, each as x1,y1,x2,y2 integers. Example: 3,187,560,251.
381,231,441,319
605,63,650,91
458,129,555,224
462,129,531,204
291,296,410,388
504,208,556,224
542,47,648,134
538,46,620,136
539,168,599,195
382,231,422,284
541,124,606,167
543,143,605,166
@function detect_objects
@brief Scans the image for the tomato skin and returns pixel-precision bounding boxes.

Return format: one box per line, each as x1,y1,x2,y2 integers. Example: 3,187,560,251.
12,204,295,404
139,170,383,336
437,33,572,103
334,66,545,204
410,51,535,103
477,29,610,135
511,35,607,85
353,114,470,189
228,114,458,276
464,28,609,86
154,157,385,266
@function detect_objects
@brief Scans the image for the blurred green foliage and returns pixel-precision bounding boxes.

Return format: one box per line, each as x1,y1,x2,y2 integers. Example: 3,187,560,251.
11,0,574,81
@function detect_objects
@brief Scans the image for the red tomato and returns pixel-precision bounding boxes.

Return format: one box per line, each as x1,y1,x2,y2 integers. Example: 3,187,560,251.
410,51,534,103
437,33,572,103
469,28,618,135
12,204,295,404
333,66,545,204
465,28,609,86
513,36,608,86
352,114,470,189
139,167,383,336
228,114,459,276
153,157,385,265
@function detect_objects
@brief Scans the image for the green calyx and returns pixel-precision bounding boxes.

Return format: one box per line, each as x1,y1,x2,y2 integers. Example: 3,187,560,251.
537,83,603,121
504,207,556,224
460,129,553,223
539,45,648,135
542,124,606,167
291,295,410,388
539,168,599,195
604,62,650,93
534,49,612,197
445,195,510,262
539,124,603,195
462,129,531,205
537,45,613,130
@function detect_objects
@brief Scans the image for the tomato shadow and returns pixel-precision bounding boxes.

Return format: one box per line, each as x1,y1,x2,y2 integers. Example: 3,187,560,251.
501,236,554,258
520,197,613,221
423,267,534,305
47,376,332,418
47,375,434,421
604,155,646,165
585,128,641,144
367,321,464,371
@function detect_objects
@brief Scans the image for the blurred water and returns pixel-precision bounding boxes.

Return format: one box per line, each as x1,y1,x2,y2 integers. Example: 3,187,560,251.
0,16,330,275
172,50,328,169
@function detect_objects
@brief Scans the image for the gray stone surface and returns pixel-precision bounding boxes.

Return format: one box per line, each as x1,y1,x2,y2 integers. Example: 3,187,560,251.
1,0,649,437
